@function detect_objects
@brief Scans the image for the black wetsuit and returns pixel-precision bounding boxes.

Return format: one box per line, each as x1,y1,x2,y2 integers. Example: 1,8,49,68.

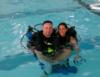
56,29,75,49
31,30,59,56
57,32,70,45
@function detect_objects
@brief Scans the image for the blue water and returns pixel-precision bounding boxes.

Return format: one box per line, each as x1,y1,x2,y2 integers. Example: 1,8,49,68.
0,0,100,77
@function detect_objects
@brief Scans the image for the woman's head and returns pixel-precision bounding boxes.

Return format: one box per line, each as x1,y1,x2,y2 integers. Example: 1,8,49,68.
58,22,69,37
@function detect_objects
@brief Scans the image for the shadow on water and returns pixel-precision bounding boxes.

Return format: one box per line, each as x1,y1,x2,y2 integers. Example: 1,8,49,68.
52,65,78,75
0,52,37,71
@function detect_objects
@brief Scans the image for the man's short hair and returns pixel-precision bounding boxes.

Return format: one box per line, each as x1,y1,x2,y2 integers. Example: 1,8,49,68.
42,20,53,26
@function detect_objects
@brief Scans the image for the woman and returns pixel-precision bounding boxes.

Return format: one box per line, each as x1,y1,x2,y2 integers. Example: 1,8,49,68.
56,22,80,64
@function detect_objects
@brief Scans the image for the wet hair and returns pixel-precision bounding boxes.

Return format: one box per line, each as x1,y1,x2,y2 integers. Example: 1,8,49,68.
58,22,69,29
42,20,53,26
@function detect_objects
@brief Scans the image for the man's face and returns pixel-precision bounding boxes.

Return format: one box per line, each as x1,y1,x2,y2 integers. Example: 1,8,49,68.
42,23,53,38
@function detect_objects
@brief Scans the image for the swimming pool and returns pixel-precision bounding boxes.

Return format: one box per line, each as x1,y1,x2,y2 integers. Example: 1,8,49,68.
0,0,100,77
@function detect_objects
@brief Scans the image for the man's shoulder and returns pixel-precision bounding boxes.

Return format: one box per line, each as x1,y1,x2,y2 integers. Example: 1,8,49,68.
33,31,42,35
32,31,41,39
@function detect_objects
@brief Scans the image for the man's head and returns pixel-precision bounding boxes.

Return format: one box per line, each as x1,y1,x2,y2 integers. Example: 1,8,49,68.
42,20,53,38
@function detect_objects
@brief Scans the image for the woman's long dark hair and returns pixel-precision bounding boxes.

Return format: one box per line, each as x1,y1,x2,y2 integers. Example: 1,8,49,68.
58,22,69,30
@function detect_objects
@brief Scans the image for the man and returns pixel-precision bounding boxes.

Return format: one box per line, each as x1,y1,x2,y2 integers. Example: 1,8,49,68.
32,20,57,60
30,20,57,77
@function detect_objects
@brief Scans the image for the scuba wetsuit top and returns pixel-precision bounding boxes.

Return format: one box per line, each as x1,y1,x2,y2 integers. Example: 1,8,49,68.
31,30,58,56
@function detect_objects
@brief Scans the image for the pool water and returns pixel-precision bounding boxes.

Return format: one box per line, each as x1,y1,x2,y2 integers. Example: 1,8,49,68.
0,0,100,77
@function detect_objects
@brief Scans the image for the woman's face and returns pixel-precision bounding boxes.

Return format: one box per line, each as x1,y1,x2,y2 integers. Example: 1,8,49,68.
58,25,68,37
